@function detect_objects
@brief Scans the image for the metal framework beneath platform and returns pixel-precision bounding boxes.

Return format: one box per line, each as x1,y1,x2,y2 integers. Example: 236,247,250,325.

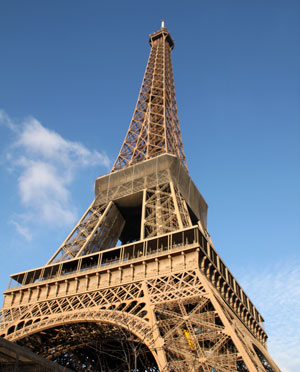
0,337,73,371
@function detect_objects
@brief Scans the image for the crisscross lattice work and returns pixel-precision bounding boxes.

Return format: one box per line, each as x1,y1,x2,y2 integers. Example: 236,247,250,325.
155,298,239,372
146,271,205,303
112,26,187,172
142,182,192,239
48,201,125,264
174,185,192,228
17,322,158,372
1,267,279,372
4,282,145,331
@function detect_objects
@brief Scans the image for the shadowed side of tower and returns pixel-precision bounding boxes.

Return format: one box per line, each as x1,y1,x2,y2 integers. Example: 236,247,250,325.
0,23,281,372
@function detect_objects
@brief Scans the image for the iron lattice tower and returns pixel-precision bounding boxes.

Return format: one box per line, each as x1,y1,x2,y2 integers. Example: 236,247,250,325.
0,23,280,372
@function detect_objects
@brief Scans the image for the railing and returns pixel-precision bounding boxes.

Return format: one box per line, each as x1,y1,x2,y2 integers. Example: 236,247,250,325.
8,226,198,289
6,225,264,329
197,229,263,325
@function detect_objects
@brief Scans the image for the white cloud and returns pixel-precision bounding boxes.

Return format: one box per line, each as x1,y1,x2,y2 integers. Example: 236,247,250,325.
0,110,110,238
15,117,110,168
238,260,300,372
17,160,75,226
18,161,69,205
0,109,17,132
10,220,33,241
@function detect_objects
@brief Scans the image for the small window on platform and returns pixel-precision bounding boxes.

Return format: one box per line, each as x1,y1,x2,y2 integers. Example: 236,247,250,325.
123,245,134,261
147,239,157,255
81,255,99,271
25,269,42,284
101,248,121,266
158,236,168,251
172,232,183,247
62,260,78,274
41,264,60,281
184,229,194,245
133,243,144,258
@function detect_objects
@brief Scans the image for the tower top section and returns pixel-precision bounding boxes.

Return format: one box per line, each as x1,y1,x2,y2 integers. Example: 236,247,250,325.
149,21,174,50
112,24,187,172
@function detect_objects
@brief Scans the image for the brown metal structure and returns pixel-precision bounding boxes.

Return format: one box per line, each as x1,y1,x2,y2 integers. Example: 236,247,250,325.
0,23,280,372
0,337,73,371
112,22,187,173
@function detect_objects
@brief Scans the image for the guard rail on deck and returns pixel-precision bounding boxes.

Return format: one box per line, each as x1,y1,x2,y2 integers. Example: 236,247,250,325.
6,225,263,326
8,226,197,288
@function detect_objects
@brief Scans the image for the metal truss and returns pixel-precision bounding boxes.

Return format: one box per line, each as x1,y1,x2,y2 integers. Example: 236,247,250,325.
47,179,192,264
142,182,192,239
1,267,279,371
47,201,125,264
112,25,187,172
0,337,73,372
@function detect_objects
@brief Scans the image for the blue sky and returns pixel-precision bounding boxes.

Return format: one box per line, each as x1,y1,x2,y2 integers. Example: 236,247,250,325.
0,1,299,370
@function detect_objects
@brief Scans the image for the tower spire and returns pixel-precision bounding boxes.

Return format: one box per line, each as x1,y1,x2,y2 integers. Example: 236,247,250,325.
112,25,187,172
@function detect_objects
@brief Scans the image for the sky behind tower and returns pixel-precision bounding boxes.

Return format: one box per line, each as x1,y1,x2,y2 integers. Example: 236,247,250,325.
0,1,299,370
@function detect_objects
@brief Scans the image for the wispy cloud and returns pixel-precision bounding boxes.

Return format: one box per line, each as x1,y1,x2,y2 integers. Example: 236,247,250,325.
10,220,33,241
0,109,18,132
238,260,300,372
14,117,109,167
1,109,110,239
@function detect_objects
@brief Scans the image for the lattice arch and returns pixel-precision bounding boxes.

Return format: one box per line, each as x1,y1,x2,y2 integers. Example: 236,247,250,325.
8,312,161,371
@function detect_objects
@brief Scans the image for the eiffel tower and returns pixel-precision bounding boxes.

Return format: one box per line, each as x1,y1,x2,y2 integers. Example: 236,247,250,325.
0,22,280,372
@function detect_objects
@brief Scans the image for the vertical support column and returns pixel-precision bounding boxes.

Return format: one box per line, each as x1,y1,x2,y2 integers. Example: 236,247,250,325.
195,267,262,372
140,188,147,240
156,185,164,236
162,34,167,153
141,281,168,372
170,181,184,229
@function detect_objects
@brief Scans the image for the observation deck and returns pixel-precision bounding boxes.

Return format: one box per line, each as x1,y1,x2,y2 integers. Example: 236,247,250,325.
2,225,266,346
